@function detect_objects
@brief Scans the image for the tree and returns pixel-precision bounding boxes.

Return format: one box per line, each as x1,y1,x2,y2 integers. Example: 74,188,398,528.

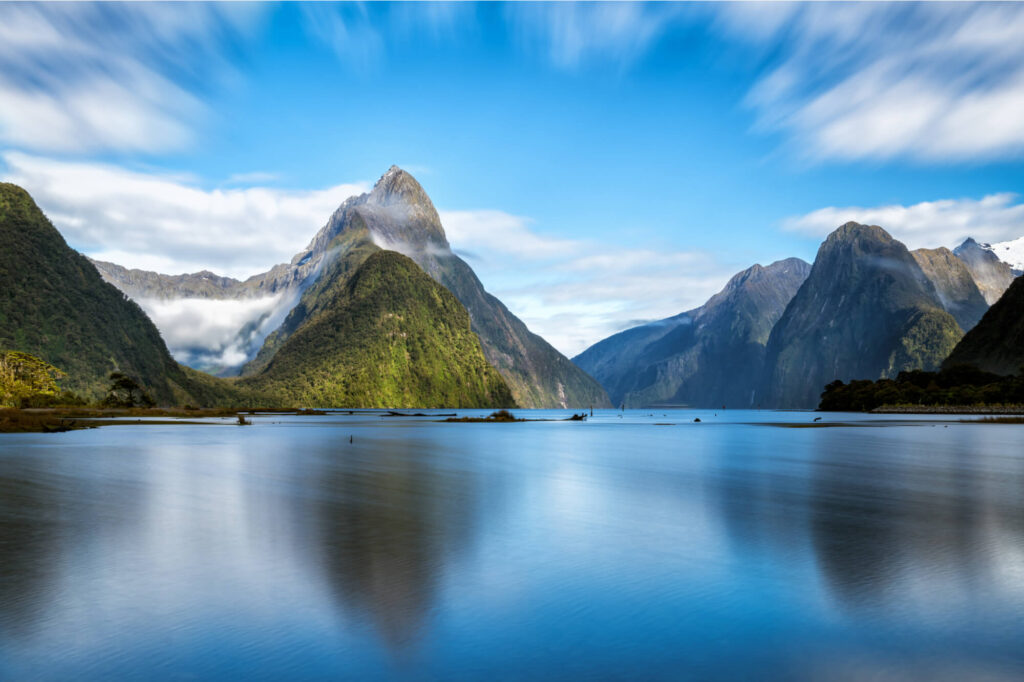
0,350,66,407
102,372,155,408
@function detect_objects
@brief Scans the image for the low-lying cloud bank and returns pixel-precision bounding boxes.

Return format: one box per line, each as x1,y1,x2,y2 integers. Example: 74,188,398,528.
140,295,286,370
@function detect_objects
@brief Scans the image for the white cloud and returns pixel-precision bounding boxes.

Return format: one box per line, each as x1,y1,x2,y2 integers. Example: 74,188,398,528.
0,3,262,153
718,3,1024,161
141,296,285,369
783,194,1024,250
441,210,577,260
438,210,741,357
2,152,368,279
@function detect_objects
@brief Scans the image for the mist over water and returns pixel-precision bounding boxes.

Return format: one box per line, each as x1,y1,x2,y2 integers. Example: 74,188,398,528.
1,411,1023,680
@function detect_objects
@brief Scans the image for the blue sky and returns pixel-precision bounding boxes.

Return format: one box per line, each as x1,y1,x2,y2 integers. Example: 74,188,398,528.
2,2,1024,355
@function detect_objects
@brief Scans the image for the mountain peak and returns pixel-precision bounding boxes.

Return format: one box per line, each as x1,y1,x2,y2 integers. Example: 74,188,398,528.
953,235,1017,305
368,165,432,209
828,221,892,244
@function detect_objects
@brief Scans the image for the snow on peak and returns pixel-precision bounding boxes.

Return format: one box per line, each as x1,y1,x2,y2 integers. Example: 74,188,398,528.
981,236,1024,272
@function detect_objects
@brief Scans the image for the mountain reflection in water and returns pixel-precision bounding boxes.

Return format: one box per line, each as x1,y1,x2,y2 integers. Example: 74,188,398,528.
0,410,1022,680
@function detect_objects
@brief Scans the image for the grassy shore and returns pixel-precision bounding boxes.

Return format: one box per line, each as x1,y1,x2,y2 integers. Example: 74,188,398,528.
0,406,326,433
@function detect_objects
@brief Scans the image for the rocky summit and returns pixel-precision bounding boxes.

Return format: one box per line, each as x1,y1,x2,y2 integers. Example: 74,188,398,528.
953,238,1017,306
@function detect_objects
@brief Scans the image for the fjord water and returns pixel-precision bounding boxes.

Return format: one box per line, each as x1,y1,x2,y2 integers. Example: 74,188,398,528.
1,412,1023,680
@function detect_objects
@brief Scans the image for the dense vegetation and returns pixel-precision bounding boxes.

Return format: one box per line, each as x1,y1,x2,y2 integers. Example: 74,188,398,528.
0,350,72,407
819,365,1024,411
0,183,187,402
943,274,1024,376
0,183,272,407
242,225,379,376
243,250,515,408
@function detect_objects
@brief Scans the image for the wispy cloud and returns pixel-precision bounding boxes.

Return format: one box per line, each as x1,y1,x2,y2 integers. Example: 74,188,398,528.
505,2,685,70
0,3,262,153
2,152,368,279
301,2,471,72
783,194,1024,250
302,2,683,72
439,209,741,357
716,3,1024,161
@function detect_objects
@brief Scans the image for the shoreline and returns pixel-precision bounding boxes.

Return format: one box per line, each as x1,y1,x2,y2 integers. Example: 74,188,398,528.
0,407,324,433
870,405,1024,415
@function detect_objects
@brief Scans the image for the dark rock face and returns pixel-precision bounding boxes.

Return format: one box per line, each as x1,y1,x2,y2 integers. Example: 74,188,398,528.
758,222,964,408
911,247,989,332
573,258,811,408
944,275,1024,376
953,238,1016,306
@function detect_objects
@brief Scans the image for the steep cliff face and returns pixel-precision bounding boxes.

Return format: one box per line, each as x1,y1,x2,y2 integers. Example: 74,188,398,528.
758,223,963,408
574,258,811,408
953,238,1016,305
944,275,1024,376
911,247,989,332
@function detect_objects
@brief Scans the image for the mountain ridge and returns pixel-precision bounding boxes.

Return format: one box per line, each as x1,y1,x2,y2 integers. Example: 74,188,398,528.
574,257,811,408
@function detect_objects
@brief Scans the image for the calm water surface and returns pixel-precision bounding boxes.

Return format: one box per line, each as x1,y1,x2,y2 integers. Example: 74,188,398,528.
1,410,1023,680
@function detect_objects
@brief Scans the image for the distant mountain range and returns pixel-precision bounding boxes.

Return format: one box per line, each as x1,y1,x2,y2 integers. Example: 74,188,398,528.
575,222,1020,409
3,167,1020,410
574,258,811,408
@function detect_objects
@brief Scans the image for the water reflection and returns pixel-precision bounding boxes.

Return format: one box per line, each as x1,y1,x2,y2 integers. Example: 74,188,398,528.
1,417,1024,679
809,433,1024,615
0,463,62,638
300,439,481,650
709,427,1024,617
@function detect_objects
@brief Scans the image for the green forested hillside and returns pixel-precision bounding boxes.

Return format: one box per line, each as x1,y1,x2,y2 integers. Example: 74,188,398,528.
0,183,180,402
242,250,515,408
943,274,1024,376
0,183,265,406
